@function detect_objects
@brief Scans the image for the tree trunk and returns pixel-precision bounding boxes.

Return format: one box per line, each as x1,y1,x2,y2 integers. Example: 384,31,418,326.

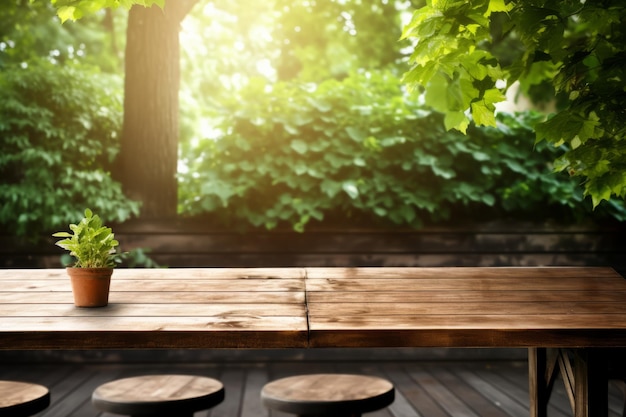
117,1,197,219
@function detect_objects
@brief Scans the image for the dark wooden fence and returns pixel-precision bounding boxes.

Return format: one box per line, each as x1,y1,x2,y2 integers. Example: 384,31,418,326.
2,220,624,275
1,219,623,363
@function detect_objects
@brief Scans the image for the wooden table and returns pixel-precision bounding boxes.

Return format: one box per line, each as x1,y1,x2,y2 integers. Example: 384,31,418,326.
305,267,626,417
1,266,626,417
0,268,309,349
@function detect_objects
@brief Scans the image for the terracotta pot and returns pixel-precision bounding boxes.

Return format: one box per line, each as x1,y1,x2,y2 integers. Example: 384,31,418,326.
67,267,113,307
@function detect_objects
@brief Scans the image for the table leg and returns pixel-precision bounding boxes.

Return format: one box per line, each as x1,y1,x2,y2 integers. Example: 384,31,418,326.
528,347,556,417
572,348,608,417
529,348,609,417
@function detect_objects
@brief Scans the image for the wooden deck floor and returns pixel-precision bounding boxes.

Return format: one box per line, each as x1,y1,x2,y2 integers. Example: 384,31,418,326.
1,357,625,417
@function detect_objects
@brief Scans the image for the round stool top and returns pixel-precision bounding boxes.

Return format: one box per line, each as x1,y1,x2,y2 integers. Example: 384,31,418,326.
261,374,394,416
0,380,50,417
92,374,224,416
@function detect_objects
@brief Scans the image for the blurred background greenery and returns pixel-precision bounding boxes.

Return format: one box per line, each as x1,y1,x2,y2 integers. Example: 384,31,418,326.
2,0,624,238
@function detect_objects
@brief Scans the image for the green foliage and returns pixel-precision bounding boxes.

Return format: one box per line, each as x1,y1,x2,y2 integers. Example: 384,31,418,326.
3,1,125,72
58,246,162,268
0,59,140,236
58,228,161,269
401,0,626,205
53,208,119,267
179,0,415,125
269,0,412,81
1,2,63,66
117,247,161,268
50,0,163,22
179,71,626,231
400,0,507,132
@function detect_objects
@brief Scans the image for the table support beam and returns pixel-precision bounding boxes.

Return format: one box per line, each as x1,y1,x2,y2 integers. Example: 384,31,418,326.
529,347,552,417
529,348,609,417
576,348,608,417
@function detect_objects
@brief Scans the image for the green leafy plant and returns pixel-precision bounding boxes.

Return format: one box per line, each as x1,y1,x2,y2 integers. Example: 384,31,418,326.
400,0,626,206
53,208,120,268
179,71,626,231
0,58,140,236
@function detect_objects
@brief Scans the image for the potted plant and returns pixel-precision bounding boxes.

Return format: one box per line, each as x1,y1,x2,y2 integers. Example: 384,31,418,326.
52,208,120,307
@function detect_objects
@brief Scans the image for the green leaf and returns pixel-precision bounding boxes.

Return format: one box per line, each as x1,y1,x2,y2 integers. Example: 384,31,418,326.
353,157,366,167
424,73,449,112
56,6,77,22
398,205,416,223
321,180,341,198
535,112,581,144
481,193,495,206
346,127,365,142
471,100,497,127
52,209,119,267
53,0,164,22
307,97,332,112
484,0,513,16
293,162,308,175
342,182,359,199
471,150,490,161
444,111,469,133
290,140,308,154
483,88,505,106
374,207,388,216
588,182,612,208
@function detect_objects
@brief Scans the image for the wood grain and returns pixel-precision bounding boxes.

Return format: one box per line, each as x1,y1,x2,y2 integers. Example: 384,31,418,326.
0,267,307,280
0,268,307,349
304,266,621,279
2,266,626,350
261,374,395,416
0,291,304,304
1,279,304,292
305,266,626,348
0,380,49,407
93,375,223,401
92,374,225,416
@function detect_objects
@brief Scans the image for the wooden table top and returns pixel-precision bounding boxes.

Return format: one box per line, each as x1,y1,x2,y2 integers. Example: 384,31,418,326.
1,267,625,350
305,267,626,348
0,268,308,349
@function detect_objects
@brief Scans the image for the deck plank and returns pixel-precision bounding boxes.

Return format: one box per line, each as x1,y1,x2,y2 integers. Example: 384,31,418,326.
426,364,511,417
453,362,541,417
241,367,270,417
384,364,448,417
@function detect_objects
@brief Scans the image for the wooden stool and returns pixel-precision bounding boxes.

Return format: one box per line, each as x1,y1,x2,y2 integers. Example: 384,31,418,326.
261,374,395,417
92,374,224,417
0,380,50,417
